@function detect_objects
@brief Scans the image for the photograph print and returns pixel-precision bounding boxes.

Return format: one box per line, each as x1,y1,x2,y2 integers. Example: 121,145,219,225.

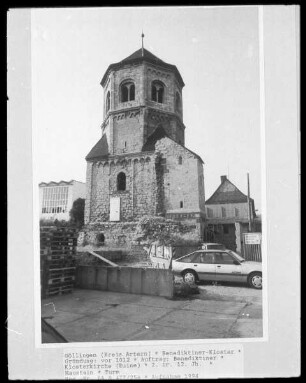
34,6,265,344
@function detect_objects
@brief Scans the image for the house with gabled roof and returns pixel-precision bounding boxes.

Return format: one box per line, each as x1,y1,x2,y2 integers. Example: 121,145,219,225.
205,175,261,252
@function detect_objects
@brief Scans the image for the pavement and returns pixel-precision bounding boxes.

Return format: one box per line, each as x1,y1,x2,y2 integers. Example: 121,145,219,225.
41,283,262,343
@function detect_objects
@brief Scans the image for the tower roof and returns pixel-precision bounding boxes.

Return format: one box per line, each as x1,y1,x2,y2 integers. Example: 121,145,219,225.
101,48,184,87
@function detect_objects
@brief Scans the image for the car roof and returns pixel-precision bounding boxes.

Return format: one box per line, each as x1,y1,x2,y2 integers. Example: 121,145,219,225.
187,249,228,253
202,243,223,245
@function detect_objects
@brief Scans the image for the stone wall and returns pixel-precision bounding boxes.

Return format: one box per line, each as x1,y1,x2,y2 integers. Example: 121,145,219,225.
86,153,159,223
156,136,205,213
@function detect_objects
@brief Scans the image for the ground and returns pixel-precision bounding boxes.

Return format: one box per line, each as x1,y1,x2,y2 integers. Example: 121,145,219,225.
41,281,262,342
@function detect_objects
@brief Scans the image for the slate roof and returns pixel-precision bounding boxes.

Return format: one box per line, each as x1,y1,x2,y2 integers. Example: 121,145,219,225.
142,126,204,163
101,48,184,87
205,177,254,205
85,134,109,161
86,127,203,163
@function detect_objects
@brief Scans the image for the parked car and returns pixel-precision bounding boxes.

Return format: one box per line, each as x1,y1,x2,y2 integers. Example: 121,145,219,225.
200,243,226,250
172,249,262,289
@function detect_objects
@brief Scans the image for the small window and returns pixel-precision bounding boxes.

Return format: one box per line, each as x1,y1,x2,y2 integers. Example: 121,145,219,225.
207,207,213,218
215,252,235,265
180,201,183,208
201,252,215,264
120,81,135,102
179,252,199,263
178,156,182,165
221,207,226,218
223,224,229,234
117,172,126,191
106,91,110,112
235,207,239,217
175,92,181,113
151,81,164,103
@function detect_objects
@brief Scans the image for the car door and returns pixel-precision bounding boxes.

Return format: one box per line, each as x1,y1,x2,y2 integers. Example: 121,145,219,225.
192,252,216,281
214,251,243,282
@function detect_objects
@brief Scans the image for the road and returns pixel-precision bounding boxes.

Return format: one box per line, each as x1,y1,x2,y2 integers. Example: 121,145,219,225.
42,283,262,343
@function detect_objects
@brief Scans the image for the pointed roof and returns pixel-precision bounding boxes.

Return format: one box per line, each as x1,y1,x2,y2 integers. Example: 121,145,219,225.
85,134,109,161
206,176,253,205
142,125,169,152
142,126,204,163
101,48,184,87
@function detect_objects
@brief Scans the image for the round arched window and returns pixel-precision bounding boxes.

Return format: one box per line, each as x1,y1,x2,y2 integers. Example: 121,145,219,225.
151,81,164,103
120,81,135,102
117,172,126,191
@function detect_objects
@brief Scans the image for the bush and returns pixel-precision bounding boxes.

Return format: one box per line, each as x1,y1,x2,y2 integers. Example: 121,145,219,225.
133,215,201,247
69,198,85,228
40,218,71,227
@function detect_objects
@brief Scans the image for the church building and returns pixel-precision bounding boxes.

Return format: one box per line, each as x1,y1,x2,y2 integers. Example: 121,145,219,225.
84,43,206,245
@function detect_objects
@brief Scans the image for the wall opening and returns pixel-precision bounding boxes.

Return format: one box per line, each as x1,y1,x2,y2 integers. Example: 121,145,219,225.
180,201,183,208
97,233,105,244
117,172,126,191
152,81,164,103
120,81,135,102
106,91,110,112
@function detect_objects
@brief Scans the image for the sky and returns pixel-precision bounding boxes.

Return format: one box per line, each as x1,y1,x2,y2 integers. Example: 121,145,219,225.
32,6,262,212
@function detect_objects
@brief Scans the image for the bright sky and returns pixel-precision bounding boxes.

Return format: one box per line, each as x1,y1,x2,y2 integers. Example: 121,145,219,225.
32,6,262,212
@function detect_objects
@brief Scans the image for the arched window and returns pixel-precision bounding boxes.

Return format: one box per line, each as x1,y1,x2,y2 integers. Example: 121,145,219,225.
175,92,181,113
106,91,110,113
151,81,164,103
117,172,126,191
120,81,135,102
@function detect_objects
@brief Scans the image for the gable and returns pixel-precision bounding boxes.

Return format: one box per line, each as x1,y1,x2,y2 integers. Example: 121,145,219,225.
206,179,250,204
142,126,204,163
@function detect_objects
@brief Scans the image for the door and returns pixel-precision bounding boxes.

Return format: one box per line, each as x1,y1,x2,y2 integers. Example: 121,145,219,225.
110,197,120,221
214,252,243,282
192,252,216,281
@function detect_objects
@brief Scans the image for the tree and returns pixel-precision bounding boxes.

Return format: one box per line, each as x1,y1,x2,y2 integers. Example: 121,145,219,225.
69,198,85,228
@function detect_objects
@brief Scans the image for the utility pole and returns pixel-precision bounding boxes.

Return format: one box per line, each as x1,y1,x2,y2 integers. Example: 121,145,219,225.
247,173,252,232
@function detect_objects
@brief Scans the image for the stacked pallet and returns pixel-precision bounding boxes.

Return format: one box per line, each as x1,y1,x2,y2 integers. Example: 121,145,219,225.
41,226,78,298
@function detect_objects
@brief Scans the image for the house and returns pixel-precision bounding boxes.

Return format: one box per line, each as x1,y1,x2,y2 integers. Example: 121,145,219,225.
39,180,86,222
205,175,261,252
84,45,206,247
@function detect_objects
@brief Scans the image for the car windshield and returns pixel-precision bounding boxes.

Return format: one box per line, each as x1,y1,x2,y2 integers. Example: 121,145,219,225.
228,250,245,262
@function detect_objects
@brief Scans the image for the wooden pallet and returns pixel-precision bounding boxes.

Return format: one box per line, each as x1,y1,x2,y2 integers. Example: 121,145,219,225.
47,276,75,285
44,266,76,279
43,285,74,297
41,250,75,256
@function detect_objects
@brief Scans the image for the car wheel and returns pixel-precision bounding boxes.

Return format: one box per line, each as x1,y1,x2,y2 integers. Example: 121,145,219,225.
248,272,262,289
182,270,197,285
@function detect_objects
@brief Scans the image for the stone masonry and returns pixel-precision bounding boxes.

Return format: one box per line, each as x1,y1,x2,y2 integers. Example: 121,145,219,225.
84,47,206,249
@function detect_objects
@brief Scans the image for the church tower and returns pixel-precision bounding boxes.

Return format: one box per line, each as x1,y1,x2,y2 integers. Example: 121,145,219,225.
100,47,185,156
85,42,206,243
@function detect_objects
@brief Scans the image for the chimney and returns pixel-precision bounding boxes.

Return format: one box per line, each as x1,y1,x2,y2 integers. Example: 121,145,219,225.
221,175,227,183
